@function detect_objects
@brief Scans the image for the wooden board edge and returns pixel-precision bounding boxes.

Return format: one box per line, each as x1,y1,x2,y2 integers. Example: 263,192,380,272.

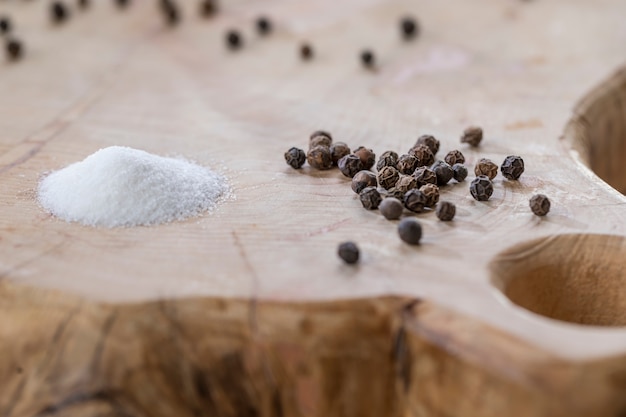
0,282,624,417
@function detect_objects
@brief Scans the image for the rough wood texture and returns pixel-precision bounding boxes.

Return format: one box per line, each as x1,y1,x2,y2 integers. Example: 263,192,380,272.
0,0,625,415
1,285,625,417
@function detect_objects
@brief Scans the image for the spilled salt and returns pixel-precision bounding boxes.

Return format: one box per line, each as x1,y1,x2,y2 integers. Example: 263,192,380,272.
38,146,229,228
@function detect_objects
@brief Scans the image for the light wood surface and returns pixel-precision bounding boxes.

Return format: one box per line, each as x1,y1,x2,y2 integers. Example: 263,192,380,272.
0,0,625,415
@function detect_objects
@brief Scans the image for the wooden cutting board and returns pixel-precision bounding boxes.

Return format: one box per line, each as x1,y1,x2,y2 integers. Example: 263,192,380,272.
0,0,625,416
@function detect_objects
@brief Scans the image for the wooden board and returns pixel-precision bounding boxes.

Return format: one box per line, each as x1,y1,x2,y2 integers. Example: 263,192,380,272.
0,0,625,416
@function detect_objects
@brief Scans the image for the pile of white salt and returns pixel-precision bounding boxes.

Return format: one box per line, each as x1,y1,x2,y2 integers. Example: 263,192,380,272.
38,146,228,228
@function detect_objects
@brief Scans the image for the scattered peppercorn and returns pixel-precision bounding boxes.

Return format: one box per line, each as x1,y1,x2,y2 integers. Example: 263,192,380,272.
436,201,456,221
353,146,376,170
5,38,22,61
419,184,439,207
376,150,398,171
461,126,483,147
529,194,550,216
359,186,382,210
256,16,272,36
378,166,400,190
469,175,494,201
115,0,130,9
379,197,404,220
397,154,418,175
50,1,69,24
360,49,375,68
452,163,468,182
338,241,359,264
415,134,440,155
160,0,180,26
309,135,332,149
226,30,243,50
386,187,405,201
310,130,332,141
351,170,377,194
403,189,427,213
338,154,363,178
284,147,306,169
500,155,525,180
431,160,454,185
307,146,333,170
400,16,418,40
398,218,422,245
300,43,313,60
199,0,218,17
413,167,437,187
395,175,418,194
444,150,465,166
330,142,351,165
409,144,435,167
0,16,11,34
474,158,498,180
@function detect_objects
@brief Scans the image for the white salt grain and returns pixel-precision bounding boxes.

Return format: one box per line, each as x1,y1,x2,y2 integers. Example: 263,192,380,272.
38,146,229,227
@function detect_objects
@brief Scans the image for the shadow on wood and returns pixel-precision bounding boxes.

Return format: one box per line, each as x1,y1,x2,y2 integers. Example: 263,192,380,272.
565,67,626,194
491,233,626,327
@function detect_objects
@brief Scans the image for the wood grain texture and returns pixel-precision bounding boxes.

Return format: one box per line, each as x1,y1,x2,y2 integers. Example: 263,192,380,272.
0,0,625,415
1,284,625,417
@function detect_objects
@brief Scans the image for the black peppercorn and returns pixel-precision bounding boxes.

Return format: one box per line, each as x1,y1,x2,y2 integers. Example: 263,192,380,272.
338,241,360,264
474,158,498,180
431,160,454,185
378,166,400,190
376,150,398,171
338,154,364,178
461,126,483,147
115,0,130,9
529,194,550,216
436,201,456,221
353,146,375,170
330,142,350,165
360,49,375,68
379,197,404,220
160,0,180,26
395,175,418,194
51,2,70,24
309,135,332,149
359,186,382,210
409,144,435,167
5,38,22,61
386,187,405,201
310,130,332,141
284,147,306,169
351,170,377,194
413,167,437,187
400,17,418,40
77,0,90,9
200,0,218,17
452,163,468,182
226,30,243,50
300,43,313,60
469,175,494,201
398,218,422,245
397,154,418,175
404,189,427,213
256,16,272,36
500,155,525,180
419,184,439,208
307,146,333,170
415,134,440,155
0,16,11,34
444,150,465,166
